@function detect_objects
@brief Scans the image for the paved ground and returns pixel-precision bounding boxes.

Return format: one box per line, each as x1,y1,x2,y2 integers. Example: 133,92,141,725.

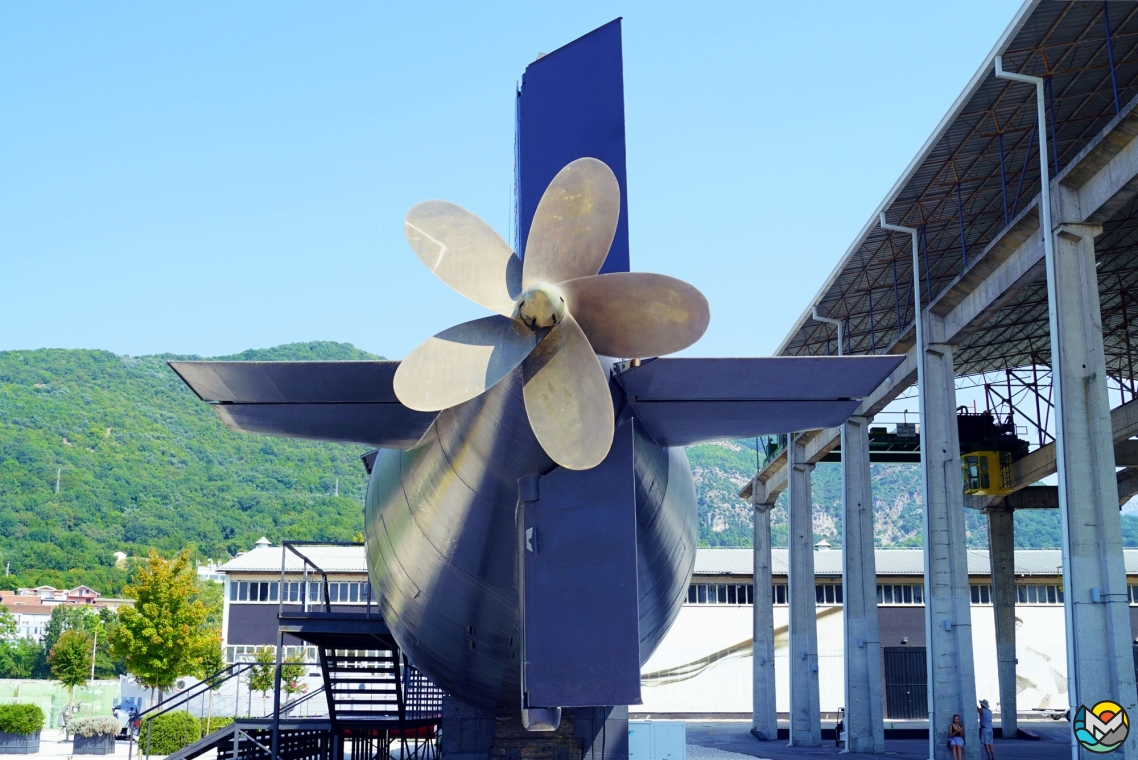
684,721,1075,760
0,730,178,759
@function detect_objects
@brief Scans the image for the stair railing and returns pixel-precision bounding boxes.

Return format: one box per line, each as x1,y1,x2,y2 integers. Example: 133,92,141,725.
130,662,257,760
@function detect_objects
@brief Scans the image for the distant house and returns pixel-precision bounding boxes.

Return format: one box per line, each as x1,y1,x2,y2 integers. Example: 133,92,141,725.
66,585,99,604
0,593,53,642
196,560,226,584
1,585,132,642
18,585,60,602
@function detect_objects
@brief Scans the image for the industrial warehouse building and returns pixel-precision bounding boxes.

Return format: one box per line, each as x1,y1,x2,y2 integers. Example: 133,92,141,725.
216,541,1138,719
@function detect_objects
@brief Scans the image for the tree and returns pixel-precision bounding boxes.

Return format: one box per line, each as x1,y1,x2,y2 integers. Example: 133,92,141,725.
0,605,15,640
41,605,94,654
49,628,92,717
197,634,226,731
0,638,43,679
37,602,124,680
195,580,224,633
0,606,39,679
247,648,275,699
110,550,212,705
281,651,308,702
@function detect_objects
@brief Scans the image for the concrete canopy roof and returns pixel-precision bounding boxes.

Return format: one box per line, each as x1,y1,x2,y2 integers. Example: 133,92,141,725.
779,0,1138,381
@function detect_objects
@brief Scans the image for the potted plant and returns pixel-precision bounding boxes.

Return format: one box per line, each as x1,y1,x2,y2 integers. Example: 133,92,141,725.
69,716,122,755
0,704,45,754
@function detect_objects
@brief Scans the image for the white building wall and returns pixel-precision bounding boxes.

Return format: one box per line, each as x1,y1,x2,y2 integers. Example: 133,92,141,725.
638,601,1070,715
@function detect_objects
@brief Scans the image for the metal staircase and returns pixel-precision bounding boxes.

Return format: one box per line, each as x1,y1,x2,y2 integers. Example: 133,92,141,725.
135,543,444,760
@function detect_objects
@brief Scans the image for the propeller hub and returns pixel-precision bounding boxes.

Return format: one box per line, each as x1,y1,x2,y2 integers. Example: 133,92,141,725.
515,283,567,330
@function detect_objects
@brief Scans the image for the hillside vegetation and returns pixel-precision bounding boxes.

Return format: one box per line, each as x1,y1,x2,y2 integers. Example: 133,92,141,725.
687,439,1138,549
0,343,375,592
1,343,1132,594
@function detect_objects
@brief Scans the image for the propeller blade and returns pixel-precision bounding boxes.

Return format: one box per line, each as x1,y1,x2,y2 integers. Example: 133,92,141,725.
405,201,523,317
522,314,615,471
560,273,710,358
393,315,537,412
523,158,620,289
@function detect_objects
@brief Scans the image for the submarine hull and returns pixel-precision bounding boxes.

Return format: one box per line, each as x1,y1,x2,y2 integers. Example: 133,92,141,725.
363,370,697,708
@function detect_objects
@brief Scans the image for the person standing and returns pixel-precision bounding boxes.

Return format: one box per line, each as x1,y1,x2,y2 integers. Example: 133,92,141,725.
949,714,966,760
978,700,995,760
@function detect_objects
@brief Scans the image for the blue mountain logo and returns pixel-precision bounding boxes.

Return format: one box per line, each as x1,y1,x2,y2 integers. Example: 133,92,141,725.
1074,701,1130,753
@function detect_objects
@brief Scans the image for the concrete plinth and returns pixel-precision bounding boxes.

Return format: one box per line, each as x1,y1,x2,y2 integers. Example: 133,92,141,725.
787,434,821,747
440,698,628,760
752,499,777,741
841,416,885,753
917,314,979,760
441,697,496,760
986,506,1017,740
1049,224,1138,760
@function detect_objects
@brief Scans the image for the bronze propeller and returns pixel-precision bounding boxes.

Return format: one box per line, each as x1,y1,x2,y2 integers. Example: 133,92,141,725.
393,158,710,471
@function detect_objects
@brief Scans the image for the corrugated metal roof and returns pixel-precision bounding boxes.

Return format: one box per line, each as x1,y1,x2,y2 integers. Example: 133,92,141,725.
218,545,366,574
773,1,1138,389
220,545,1138,578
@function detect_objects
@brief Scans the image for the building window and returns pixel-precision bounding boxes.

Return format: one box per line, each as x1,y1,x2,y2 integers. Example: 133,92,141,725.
773,584,787,605
226,645,273,664
815,583,843,605
877,584,923,605
1129,585,1138,604
970,584,992,605
1016,584,1062,605
282,646,318,663
685,583,754,605
229,579,372,605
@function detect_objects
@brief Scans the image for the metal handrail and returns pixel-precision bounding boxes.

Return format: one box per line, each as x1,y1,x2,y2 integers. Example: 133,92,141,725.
135,662,256,722
131,662,259,760
278,685,325,717
280,541,373,617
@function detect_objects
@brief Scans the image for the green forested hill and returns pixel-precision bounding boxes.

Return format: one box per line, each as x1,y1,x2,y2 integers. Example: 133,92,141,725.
687,439,1138,550
1,343,1133,596
0,343,377,592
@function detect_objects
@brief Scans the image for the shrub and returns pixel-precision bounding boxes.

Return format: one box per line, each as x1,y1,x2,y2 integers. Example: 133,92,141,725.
138,711,201,754
200,716,234,735
0,704,45,735
68,716,121,737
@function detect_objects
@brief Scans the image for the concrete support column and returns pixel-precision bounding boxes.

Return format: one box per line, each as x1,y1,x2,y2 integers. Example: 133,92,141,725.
787,434,821,747
1049,224,1138,759
752,496,777,741
917,312,979,760
986,506,1017,739
841,416,885,753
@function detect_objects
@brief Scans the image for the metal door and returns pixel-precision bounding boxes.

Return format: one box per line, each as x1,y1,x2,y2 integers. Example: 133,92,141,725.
884,647,928,719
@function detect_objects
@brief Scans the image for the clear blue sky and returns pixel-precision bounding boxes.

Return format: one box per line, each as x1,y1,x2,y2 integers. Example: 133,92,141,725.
1,1,1023,360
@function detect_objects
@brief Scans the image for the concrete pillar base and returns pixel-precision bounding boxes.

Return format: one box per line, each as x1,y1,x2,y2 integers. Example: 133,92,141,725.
440,698,628,760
